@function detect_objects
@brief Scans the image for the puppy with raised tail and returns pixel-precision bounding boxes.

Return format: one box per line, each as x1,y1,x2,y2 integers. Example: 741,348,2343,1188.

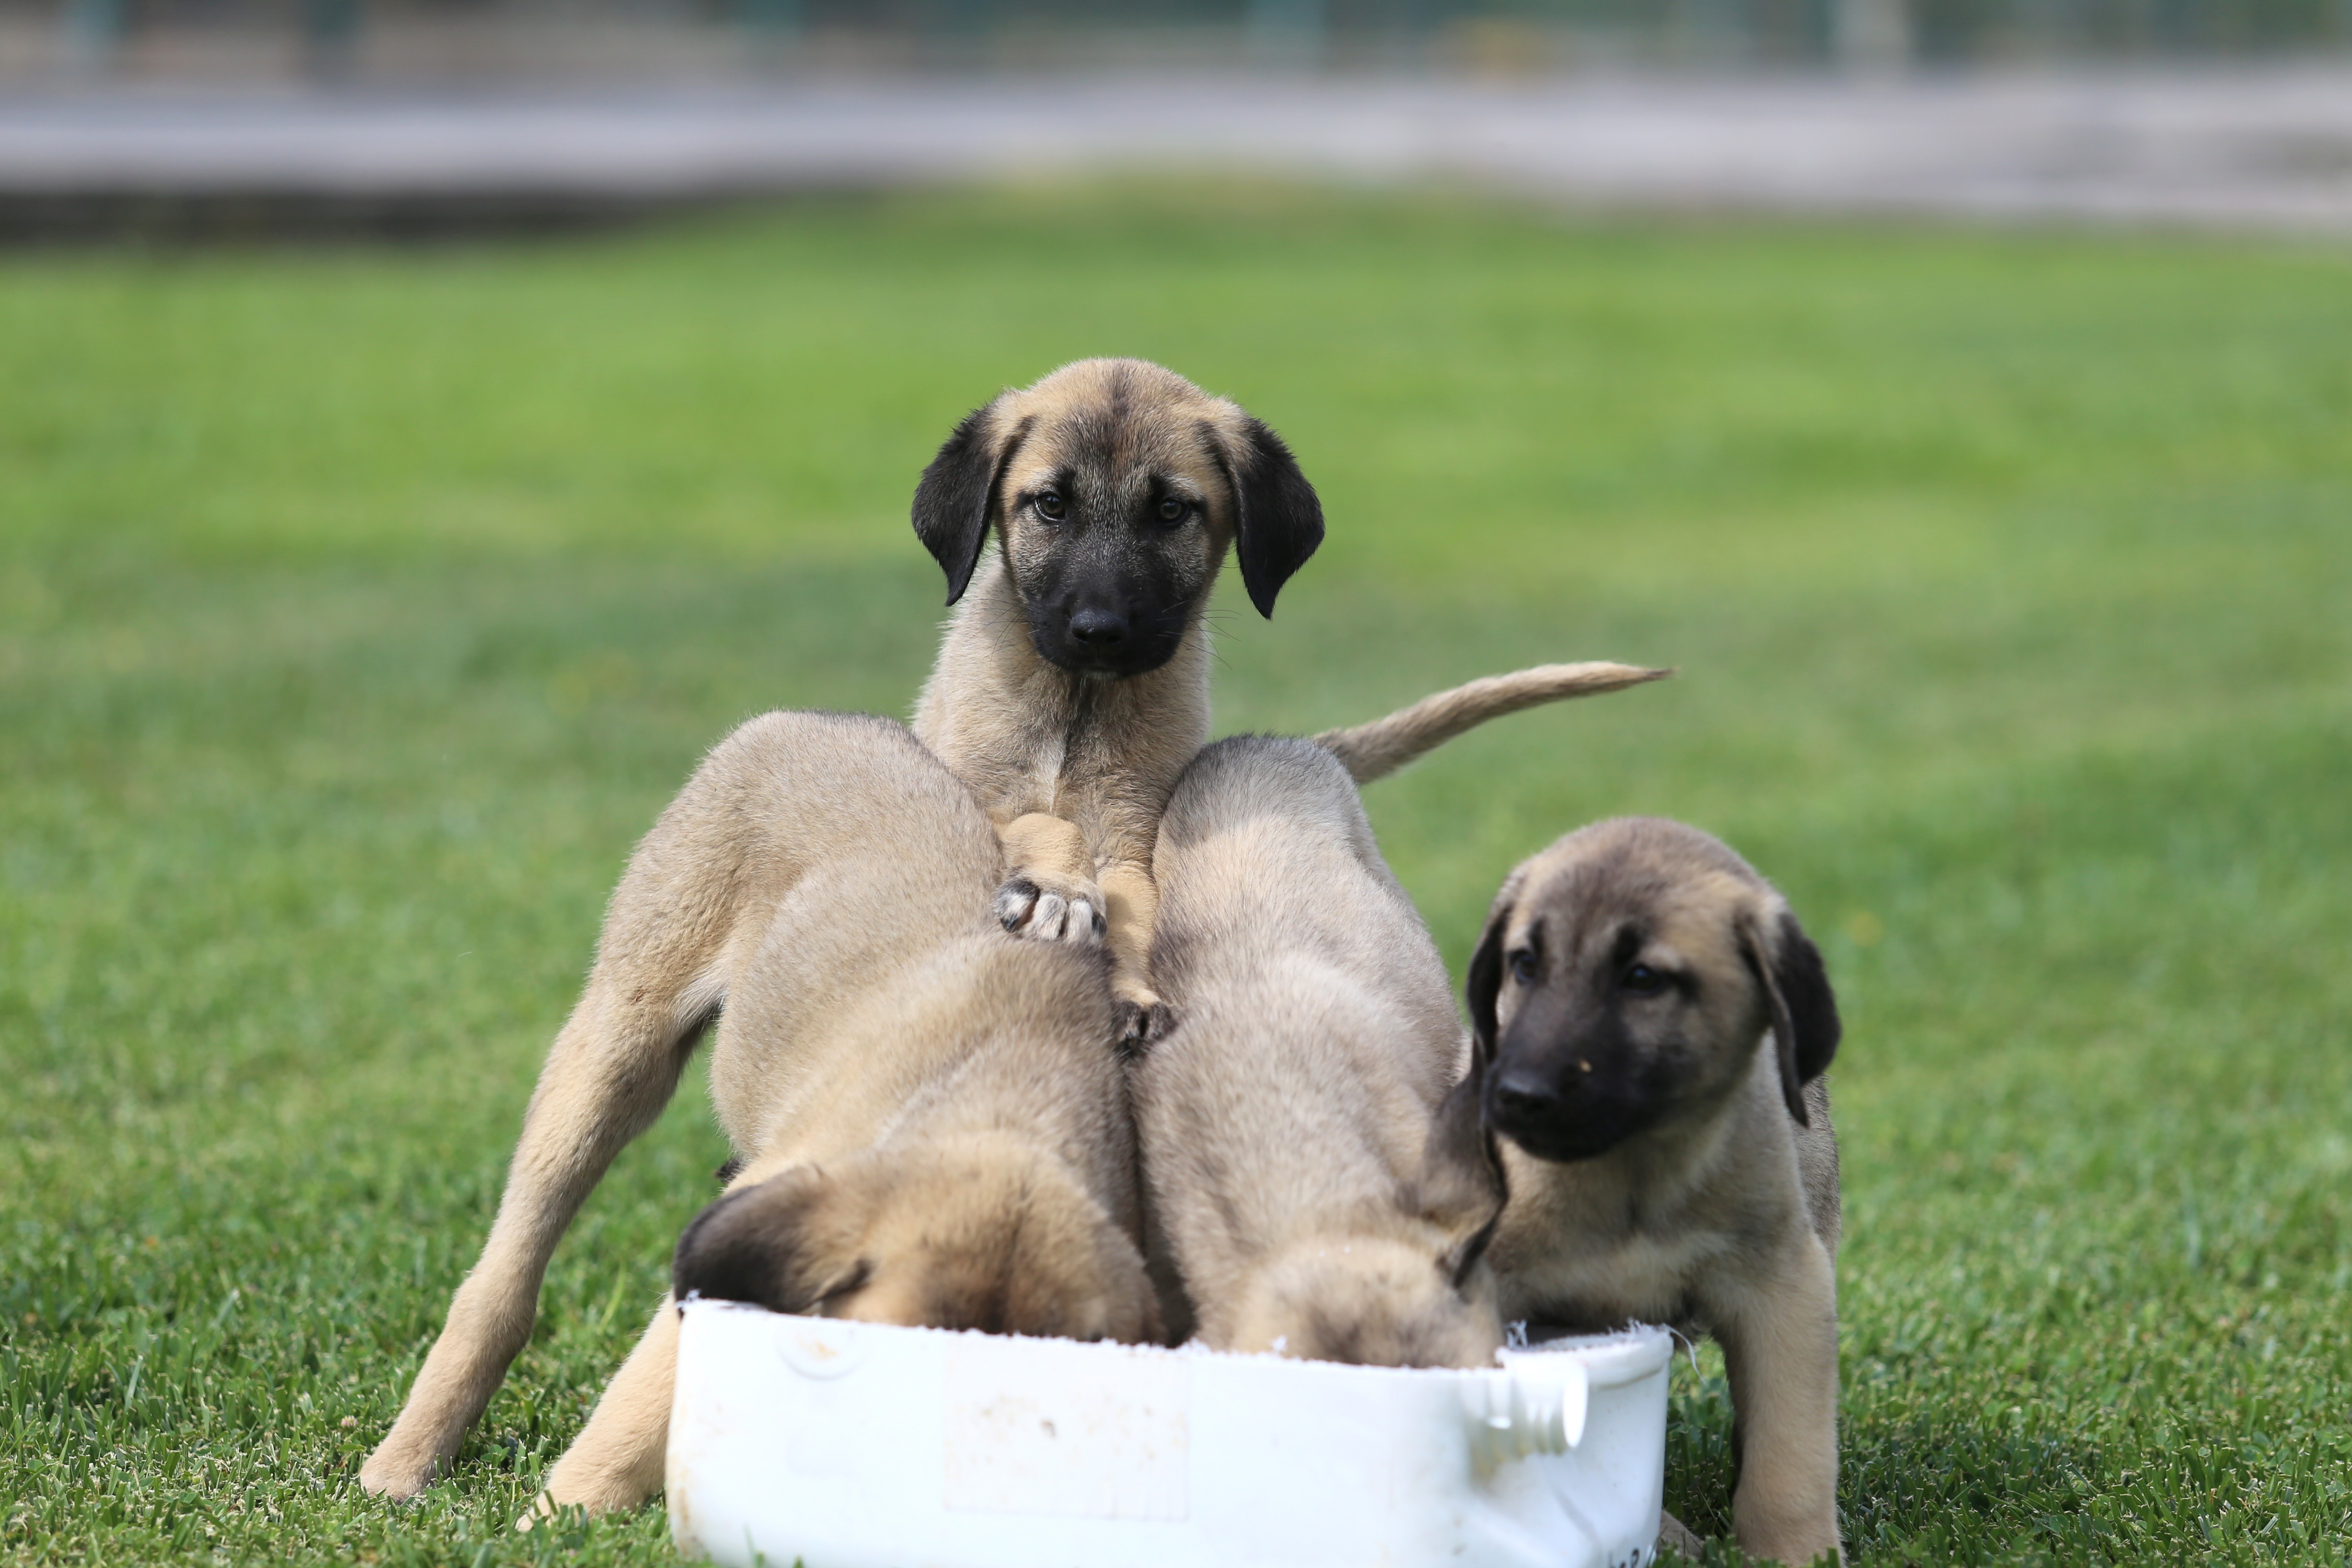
1133,735,1505,1366
355,343,1667,1513
361,713,1156,1520
355,662,1661,1518
1467,818,1844,1565
909,356,1664,1044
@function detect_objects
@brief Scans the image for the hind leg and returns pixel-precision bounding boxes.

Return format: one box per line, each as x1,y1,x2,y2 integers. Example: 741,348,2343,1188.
364,712,1002,1503
519,1152,808,1524
519,1300,680,1526
360,930,725,1499
363,713,908,1500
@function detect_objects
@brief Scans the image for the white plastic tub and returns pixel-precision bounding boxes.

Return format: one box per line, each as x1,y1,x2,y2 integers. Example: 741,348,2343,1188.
668,1299,1671,1568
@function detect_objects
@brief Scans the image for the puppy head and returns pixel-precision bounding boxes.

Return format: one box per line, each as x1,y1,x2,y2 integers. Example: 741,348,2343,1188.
1225,1074,1506,1370
1226,1234,1503,1369
672,1136,1161,1344
1465,817,1840,1164
911,358,1323,678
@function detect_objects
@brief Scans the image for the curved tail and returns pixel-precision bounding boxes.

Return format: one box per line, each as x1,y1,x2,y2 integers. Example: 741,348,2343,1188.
1312,662,1672,784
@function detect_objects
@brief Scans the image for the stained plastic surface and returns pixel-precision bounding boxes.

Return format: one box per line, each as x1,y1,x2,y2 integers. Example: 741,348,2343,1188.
668,1299,1670,1568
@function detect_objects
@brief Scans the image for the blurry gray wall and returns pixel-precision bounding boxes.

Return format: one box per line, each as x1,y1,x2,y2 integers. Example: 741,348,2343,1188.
10,0,2351,84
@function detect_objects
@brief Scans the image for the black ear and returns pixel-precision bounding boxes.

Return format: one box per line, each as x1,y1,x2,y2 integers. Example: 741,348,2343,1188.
1774,911,1841,1084
1464,877,1522,1067
1419,1065,1508,1290
1738,909,1842,1126
1219,416,1324,618
672,1167,867,1314
911,405,1029,606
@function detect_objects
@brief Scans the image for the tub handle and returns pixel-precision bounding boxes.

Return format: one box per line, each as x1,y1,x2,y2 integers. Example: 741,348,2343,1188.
1463,1359,1589,1466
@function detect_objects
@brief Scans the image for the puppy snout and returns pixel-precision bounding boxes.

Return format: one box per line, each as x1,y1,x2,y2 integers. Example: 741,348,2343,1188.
1488,1068,1563,1135
1485,1032,1666,1163
1068,606,1129,647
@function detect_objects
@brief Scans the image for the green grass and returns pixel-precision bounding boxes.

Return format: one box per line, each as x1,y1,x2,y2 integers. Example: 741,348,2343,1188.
2,186,2348,1565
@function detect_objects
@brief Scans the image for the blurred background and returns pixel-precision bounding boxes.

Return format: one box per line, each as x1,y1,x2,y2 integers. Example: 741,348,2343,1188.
10,0,2352,78
4,0,2352,239
4,0,2348,1560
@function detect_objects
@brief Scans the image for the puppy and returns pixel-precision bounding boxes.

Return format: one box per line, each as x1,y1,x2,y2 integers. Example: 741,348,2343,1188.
1134,736,1504,1367
909,358,1320,1041
908,356,1664,1043
1467,818,1843,1565
360,712,1155,1519
356,650,1662,1515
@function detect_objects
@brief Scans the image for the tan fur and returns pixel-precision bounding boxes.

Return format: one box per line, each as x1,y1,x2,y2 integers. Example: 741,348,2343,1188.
909,358,1666,1043
1314,662,1671,784
1473,818,1844,1565
1134,737,1504,1367
360,351,1668,1517
911,360,1255,1038
359,712,1155,1520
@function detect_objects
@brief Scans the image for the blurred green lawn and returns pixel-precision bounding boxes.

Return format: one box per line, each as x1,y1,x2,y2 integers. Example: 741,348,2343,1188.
2,187,2347,1565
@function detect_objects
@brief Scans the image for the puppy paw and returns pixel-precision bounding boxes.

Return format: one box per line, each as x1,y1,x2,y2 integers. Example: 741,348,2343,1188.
1115,995,1176,1056
994,875,1107,946
358,1438,439,1502
1654,1510,1710,1561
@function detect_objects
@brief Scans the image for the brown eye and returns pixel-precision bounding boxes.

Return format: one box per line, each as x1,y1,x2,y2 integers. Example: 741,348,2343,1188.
1035,492,1065,520
1622,963,1668,996
1156,497,1188,524
1509,950,1539,986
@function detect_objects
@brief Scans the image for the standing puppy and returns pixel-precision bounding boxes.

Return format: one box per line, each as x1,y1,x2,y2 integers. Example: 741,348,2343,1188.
361,713,1156,1518
1135,737,1504,1366
1468,818,1844,1565
908,358,1661,1043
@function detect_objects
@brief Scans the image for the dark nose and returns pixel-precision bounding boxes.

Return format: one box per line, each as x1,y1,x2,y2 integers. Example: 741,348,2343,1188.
1488,1068,1561,1131
1069,607,1128,647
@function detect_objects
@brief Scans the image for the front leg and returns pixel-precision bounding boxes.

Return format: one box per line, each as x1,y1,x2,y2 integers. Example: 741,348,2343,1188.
1714,1233,1843,1564
1098,859,1169,1048
992,812,1107,946
994,815,1167,1047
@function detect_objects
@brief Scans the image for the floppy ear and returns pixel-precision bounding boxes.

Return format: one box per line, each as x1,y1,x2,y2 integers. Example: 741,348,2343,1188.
672,1166,871,1315
1737,907,1842,1126
1216,416,1324,618
1453,880,1523,1284
1417,1066,1508,1290
1463,872,1524,1067
911,404,1031,606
